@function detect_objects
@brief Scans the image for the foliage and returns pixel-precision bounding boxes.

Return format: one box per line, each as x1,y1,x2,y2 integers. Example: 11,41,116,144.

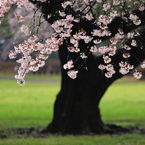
1,0,145,85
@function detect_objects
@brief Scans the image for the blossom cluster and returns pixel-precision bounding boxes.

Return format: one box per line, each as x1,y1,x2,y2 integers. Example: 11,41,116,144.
0,0,145,85
57,0,144,80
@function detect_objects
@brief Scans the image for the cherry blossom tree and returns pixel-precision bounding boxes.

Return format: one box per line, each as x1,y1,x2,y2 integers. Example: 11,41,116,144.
1,0,145,134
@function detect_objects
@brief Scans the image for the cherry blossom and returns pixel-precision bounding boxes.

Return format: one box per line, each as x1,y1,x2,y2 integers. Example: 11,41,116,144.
131,39,137,47
90,46,97,52
103,55,111,63
80,53,87,59
67,70,78,79
133,71,142,79
123,53,131,59
20,25,31,36
17,79,25,86
0,0,143,85
105,72,113,78
98,64,105,70
119,67,129,75
85,13,94,21
63,60,74,70
15,13,25,22
141,61,145,69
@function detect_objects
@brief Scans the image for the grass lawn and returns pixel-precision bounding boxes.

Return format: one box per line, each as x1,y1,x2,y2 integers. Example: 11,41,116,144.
0,74,145,144
101,77,145,128
0,78,59,130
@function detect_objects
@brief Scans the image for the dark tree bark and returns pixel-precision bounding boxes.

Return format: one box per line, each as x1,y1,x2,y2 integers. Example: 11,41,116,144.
30,1,145,134
42,29,145,134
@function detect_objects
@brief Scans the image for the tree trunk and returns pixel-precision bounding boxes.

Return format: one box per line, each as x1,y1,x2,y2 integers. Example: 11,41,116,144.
41,27,145,134
43,49,115,134
29,0,145,135
41,41,124,134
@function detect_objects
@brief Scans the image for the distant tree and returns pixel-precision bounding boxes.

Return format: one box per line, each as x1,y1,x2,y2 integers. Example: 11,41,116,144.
2,0,145,134
0,10,14,61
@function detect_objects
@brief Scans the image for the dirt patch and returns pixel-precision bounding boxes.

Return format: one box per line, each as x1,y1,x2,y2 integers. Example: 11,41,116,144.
1,125,145,139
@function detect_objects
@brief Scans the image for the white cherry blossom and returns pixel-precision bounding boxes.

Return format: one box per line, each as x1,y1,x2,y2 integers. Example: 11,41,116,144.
1,0,144,84
63,60,74,70
133,71,142,79
67,70,78,79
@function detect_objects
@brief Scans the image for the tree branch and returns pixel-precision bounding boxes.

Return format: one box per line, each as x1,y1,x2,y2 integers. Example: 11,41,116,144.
98,27,145,82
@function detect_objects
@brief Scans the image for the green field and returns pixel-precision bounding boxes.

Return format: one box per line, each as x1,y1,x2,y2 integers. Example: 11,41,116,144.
0,75,145,145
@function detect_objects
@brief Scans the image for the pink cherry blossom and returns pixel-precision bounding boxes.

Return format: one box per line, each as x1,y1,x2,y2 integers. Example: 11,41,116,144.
67,70,78,79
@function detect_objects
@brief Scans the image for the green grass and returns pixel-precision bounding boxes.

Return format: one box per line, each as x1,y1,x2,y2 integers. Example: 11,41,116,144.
100,77,145,128
0,79,59,130
1,134,145,145
0,75,145,144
